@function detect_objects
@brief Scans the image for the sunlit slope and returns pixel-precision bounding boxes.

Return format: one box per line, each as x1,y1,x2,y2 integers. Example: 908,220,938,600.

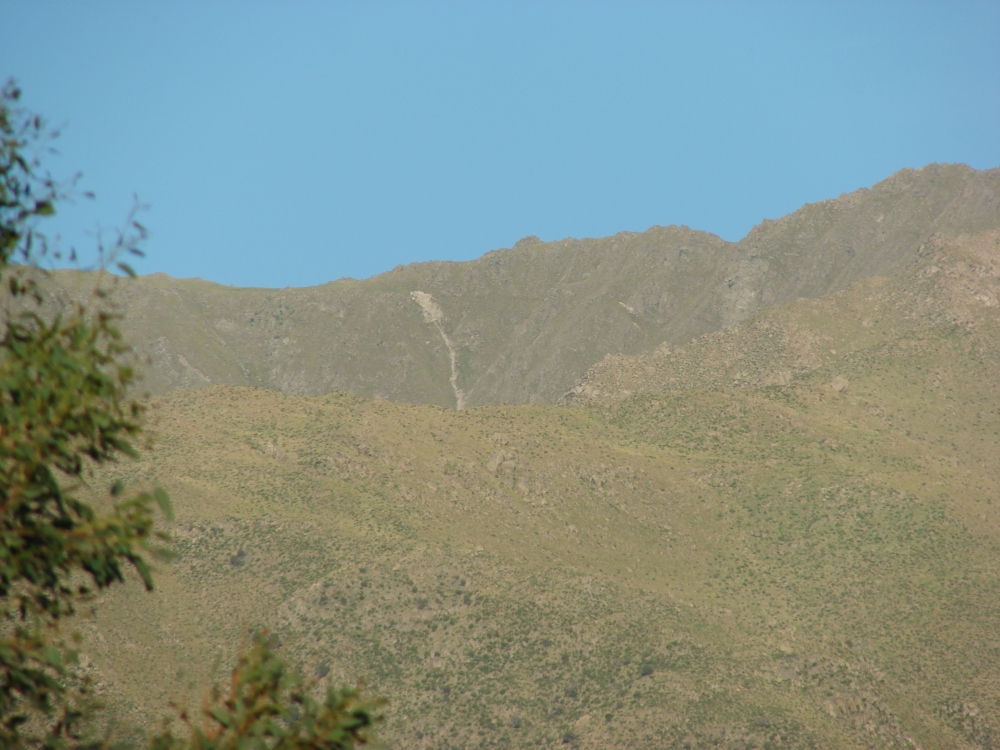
86,249,1000,750
51,162,999,409
568,230,1000,402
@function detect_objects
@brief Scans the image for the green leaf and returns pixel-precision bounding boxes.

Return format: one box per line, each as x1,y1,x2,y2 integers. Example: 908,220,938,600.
209,707,234,727
154,487,174,521
41,645,63,670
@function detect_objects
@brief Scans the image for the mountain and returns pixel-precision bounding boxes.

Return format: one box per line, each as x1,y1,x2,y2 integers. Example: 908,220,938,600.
80,225,1000,749
564,229,1000,401
47,162,1000,408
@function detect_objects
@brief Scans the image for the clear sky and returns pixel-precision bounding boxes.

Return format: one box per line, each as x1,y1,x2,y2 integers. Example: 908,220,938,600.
2,2,998,288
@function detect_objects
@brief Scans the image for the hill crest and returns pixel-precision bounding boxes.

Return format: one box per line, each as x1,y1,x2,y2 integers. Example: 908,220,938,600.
25,163,1000,410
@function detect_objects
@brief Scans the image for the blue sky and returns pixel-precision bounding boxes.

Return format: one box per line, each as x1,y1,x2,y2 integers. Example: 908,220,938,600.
2,2,998,288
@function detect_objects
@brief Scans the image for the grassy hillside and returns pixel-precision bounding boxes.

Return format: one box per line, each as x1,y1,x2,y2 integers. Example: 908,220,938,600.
37,163,1000,411
79,227,1000,749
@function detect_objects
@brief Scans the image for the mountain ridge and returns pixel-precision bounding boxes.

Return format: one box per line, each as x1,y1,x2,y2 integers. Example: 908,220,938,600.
26,162,1000,411
563,229,1000,403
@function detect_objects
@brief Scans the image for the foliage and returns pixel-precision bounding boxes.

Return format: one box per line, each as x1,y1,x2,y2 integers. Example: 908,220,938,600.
149,633,381,750
0,80,58,270
1,75,171,750
0,81,381,749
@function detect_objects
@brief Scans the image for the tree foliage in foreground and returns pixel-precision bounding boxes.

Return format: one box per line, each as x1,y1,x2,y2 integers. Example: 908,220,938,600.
0,80,382,749
148,635,379,750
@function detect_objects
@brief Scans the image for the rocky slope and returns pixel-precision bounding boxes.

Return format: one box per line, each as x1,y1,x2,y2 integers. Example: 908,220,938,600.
35,163,1000,408
564,229,1000,402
